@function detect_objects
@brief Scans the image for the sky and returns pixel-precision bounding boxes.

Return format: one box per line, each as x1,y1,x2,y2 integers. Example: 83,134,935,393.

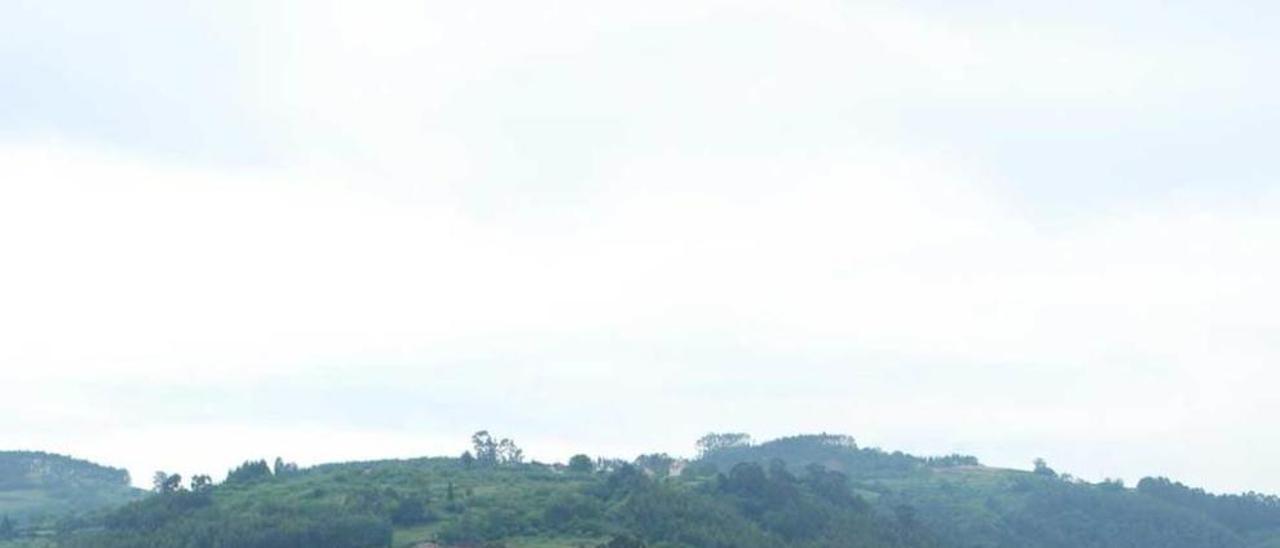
2,0,1278,493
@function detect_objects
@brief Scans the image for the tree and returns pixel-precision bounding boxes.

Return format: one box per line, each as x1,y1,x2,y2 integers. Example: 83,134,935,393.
272,457,298,477
568,454,594,473
1100,478,1126,491
634,453,676,478
1033,458,1058,478
152,471,169,493
226,459,273,484
190,474,213,493
460,450,476,469
696,432,753,457
497,438,524,464
767,458,795,483
391,497,428,526
152,471,182,494
723,462,769,497
472,431,498,466
163,473,183,493
803,464,858,507
471,431,523,465
595,457,629,473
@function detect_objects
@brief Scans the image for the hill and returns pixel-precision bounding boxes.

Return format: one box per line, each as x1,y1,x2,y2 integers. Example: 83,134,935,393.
50,453,933,548
700,434,1280,548
4,433,1280,548
0,451,144,538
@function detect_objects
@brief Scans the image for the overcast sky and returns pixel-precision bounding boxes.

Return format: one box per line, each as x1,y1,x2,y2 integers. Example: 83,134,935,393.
2,0,1278,493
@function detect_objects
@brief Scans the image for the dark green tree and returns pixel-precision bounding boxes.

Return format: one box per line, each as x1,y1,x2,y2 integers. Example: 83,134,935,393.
1033,457,1058,478
472,431,498,466
190,474,213,493
151,471,169,493
225,459,273,484
152,472,182,494
568,454,594,473
273,457,299,477
391,497,428,526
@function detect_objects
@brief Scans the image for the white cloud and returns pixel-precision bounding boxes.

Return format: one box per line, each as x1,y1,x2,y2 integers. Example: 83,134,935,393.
4,133,1278,490
2,0,1279,493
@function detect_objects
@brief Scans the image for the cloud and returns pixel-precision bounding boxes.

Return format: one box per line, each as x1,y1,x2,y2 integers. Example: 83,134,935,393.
4,131,1279,490
2,0,1280,492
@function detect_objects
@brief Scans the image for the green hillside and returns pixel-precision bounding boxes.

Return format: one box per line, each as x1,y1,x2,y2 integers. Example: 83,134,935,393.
0,451,143,521
0,451,144,542
51,451,932,548
700,434,1280,548
4,434,1280,548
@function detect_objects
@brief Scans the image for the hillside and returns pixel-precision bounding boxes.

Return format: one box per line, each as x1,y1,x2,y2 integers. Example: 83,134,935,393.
49,453,932,548
700,434,1280,548
0,451,144,536
4,434,1280,547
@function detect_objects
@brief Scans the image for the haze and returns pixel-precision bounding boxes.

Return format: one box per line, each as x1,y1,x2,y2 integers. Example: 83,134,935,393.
2,0,1278,493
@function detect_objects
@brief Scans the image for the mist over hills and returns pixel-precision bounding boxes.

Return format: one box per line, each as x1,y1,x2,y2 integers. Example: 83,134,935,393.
3,433,1279,548
0,451,143,533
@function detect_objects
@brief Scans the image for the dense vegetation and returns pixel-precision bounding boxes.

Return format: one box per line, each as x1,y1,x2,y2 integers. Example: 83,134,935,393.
3,434,1280,547
703,434,1279,548
1136,477,1280,545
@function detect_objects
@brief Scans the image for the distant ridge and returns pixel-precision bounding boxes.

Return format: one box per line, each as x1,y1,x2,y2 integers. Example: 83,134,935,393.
0,451,143,528
4,434,1280,548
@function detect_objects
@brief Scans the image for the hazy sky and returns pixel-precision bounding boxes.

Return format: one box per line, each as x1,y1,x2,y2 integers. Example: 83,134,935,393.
2,0,1278,493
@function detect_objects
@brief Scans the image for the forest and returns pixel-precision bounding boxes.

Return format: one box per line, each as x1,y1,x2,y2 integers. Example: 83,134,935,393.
3,433,1280,548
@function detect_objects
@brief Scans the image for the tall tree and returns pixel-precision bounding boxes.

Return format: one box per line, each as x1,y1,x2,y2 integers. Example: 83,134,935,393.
190,474,213,493
634,453,676,478
152,471,169,493
568,454,594,473
158,473,183,493
273,457,299,477
151,471,183,494
471,431,498,466
497,438,524,464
